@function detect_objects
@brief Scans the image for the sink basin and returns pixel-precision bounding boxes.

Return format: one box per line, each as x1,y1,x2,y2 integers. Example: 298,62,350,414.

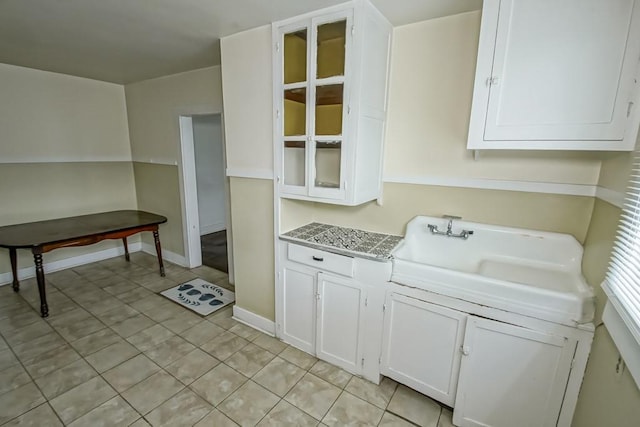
391,216,595,326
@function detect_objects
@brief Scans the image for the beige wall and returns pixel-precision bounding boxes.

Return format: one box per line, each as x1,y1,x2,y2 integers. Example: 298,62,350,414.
125,66,223,164
284,183,594,243
132,162,183,255
221,26,274,173
0,64,136,282
571,141,640,426
573,199,640,427
0,63,131,162
384,11,601,185
125,66,224,257
0,162,138,273
229,177,275,320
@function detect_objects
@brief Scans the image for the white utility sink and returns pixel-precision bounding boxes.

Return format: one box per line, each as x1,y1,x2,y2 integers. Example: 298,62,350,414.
391,216,595,326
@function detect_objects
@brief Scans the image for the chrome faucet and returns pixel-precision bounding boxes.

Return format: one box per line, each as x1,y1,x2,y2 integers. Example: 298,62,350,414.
427,215,474,239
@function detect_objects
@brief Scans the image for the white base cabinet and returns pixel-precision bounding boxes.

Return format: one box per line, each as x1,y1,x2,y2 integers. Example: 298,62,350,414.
277,242,390,378
281,264,317,354
381,292,466,406
316,272,365,373
454,317,577,427
381,284,593,427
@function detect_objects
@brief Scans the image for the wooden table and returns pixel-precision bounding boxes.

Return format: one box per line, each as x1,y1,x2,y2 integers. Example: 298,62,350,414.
0,210,167,317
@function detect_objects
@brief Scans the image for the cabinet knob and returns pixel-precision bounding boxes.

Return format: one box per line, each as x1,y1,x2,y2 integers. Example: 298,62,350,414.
312,256,324,262
461,345,471,356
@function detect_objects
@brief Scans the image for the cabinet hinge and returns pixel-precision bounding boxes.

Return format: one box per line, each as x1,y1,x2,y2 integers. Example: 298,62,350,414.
276,109,281,119
347,105,351,115
361,357,364,367
486,76,499,87
316,292,321,300
351,25,355,36
364,297,368,307
378,356,382,365
276,175,281,183
276,42,280,52
344,181,348,191
382,304,386,312
628,101,634,118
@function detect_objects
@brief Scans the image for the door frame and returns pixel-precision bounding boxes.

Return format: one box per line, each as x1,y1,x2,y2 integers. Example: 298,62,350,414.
177,111,233,281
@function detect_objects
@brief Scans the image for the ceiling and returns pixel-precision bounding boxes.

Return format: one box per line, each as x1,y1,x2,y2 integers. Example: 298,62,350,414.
0,0,482,84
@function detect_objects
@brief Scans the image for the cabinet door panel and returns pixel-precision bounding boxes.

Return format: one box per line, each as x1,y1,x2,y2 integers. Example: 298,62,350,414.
281,265,316,353
453,316,577,427
485,0,637,141
316,272,363,372
381,293,466,406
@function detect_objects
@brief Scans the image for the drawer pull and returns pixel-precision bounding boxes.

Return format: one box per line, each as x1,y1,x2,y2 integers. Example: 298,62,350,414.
312,256,324,262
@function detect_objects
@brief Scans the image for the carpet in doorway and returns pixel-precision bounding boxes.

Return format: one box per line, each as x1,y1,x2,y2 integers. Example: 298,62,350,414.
160,278,235,316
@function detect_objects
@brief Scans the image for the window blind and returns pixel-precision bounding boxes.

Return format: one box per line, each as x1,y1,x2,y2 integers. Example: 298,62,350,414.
604,157,640,346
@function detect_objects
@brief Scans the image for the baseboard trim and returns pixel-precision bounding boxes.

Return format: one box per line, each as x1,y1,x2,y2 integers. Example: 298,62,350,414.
233,306,276,336
141,243,187,267
0,242,142,286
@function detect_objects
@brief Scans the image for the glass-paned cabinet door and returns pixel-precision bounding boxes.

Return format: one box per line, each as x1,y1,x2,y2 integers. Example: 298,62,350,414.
280,25,309,195
316,20,346,79
284,30,307,84
309,13,350,199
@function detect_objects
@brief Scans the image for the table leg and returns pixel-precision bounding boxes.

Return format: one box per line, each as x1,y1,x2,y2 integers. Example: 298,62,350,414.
122,237,130,262
153,230,165,277
33,252,49,318
9,248,19,292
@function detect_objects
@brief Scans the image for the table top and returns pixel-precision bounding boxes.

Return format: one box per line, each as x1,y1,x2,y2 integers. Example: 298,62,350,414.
0,210,167,249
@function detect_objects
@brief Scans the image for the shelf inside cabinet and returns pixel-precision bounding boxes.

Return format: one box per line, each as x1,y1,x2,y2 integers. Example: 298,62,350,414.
285,88,307,103
284,85,344,106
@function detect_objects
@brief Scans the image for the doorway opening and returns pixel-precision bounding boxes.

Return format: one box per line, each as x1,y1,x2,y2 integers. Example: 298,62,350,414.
178,113,232,278
192,114,228,273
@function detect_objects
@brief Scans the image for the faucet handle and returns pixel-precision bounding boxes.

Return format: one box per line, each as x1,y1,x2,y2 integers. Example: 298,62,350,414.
442,215,462,220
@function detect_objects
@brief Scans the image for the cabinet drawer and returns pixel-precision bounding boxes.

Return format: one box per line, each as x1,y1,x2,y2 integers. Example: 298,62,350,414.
287,243,354,277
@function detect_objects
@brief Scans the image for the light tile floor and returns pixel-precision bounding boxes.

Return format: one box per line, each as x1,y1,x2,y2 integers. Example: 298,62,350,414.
0,252,453,426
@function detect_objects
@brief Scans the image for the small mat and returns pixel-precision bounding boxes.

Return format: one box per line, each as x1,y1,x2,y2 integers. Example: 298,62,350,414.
161,278,235,316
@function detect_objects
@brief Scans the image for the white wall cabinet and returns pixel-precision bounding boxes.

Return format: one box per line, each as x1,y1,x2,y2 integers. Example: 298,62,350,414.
468,0,640,150
272,0,392,205
278,243,365,374
453,316,577,427
381,292,466,407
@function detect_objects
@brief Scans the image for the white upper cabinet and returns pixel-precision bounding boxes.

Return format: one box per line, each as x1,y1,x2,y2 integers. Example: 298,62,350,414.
468,0,640,150
273,0,392,205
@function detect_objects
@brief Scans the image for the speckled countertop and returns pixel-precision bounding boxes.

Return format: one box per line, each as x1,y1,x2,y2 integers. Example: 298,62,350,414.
280,222,403,261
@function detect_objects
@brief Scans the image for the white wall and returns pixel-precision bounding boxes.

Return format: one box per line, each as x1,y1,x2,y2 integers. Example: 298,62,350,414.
193,114,226,234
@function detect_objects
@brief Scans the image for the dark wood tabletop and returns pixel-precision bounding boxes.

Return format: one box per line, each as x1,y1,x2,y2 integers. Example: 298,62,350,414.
0,210,166,248
1,210,168,318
